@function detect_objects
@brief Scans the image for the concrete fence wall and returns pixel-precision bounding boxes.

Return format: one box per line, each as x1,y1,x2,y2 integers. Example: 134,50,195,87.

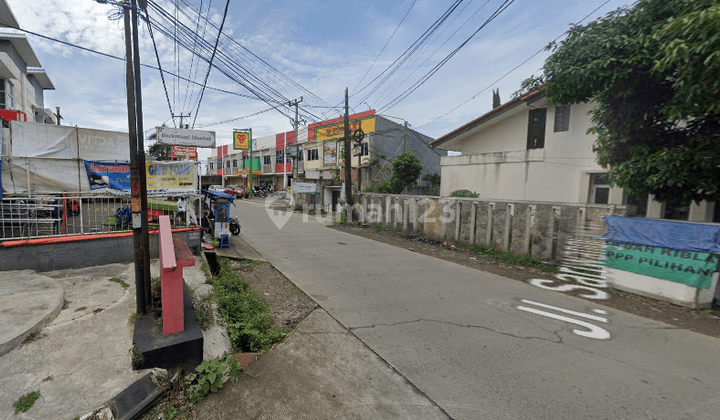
357,194,628,260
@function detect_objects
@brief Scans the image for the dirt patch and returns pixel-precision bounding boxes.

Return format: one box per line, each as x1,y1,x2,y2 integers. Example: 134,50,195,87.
228,260,318,330
331,223,720,339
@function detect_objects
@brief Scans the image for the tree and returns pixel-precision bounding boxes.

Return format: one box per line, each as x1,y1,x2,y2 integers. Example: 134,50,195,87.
531,0,720,204
390,151,422,194
147,127,172,161
492,88,501,109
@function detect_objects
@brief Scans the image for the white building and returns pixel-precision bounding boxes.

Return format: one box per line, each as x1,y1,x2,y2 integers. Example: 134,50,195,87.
431,90,718,223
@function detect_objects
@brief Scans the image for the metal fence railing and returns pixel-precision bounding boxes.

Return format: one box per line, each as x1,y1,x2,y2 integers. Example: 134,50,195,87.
1,192,199,241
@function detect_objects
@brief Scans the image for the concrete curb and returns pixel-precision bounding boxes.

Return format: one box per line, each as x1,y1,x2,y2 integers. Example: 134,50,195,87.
79,369,170,420
0,277,64,357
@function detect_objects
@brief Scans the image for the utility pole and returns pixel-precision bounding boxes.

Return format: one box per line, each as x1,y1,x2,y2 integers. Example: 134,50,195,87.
123,0,151,314
403,121,408,153
287,96,302,189
343,88,352,220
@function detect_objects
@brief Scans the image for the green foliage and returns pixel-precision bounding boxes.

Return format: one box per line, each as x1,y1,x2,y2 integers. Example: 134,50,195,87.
466,244,557,272
424,173,441,186
128,312,144,324
156,316,163,328
391,152,423,193
371,223,391,231
193,294,215,330
449,189,479,198
62,299,69,310
363,179,394,194
208,259,284,353
13,391,40,413
537,0,720,204
492,88,501,108
108,277,130,288
188,354,243,404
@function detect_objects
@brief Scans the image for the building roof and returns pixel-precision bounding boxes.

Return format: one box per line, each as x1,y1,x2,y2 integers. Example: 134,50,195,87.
430,88,544,149
0,32,42,67
0,0,20,29
27,67,54,89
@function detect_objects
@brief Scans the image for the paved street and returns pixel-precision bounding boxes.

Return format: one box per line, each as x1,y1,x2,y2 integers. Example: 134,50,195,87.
233,199,720,420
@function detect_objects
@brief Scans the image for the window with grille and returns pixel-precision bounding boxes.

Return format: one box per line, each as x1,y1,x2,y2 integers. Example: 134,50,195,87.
360,143,369,156
276,150,284,164
307,149,319,161
527,108,546,149
0,79,14,109
263,155,271,165
554,105,570,132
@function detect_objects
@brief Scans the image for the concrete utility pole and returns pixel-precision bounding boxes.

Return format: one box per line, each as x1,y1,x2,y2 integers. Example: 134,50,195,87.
403,121,408,153
287,96,302,189
124,0,151,314
343,88,352,219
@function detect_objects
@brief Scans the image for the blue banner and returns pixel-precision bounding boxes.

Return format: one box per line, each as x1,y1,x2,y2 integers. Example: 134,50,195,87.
600,216,720,254
84,161,131,190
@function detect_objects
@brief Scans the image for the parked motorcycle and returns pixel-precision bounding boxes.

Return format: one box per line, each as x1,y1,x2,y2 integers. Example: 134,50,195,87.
229,216,241,235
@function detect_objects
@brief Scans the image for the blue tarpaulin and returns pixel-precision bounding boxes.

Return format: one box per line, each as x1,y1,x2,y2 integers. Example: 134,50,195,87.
600,216,720,254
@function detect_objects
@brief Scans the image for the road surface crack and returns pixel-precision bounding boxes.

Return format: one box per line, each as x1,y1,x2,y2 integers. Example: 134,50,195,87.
349,318,564,343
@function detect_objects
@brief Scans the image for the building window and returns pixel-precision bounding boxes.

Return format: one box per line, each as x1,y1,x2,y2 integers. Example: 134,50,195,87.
360,143,369,156
232,159,237,168
527,108,546,149
276,150,284,164
589,173,610,204
298,149,304,161
209,162,214,170
263,155,271,165
0,79,14,110
307,149,319,161
624,193,648,218
663,201,690,221
225,160,230,168
554,105,570,132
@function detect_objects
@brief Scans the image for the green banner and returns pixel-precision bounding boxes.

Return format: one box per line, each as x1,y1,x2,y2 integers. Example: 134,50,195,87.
603,241,719,289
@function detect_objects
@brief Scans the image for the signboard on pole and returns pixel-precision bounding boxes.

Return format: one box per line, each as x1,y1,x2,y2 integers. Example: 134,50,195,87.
171,146,197,159
156,126,216,147
233,129,252,150
293,182,317,193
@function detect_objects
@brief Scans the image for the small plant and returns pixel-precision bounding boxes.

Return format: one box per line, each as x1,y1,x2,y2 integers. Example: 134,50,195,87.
200,262,211,279
13,391,40,413
156,316,163,328
449,189,479,198
23,332,38,344
130,345,144,369
187,354,243,404
108,277,130,288
128,312,144,324
371,223,391,231
62,299,69,310
466,244,556,272
193,295,215,330
42,375,53,382
121,260,133,265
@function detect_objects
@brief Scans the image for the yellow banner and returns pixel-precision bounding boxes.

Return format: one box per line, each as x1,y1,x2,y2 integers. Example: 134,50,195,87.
146,162,195,190
315,116,375,142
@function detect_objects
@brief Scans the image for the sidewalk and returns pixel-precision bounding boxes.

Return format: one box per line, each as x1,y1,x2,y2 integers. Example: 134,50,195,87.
0,234,441,419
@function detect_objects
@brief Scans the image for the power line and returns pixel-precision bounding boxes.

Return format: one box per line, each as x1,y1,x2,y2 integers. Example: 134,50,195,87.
191,0,230,128
418,0,614,129
352,0,418,93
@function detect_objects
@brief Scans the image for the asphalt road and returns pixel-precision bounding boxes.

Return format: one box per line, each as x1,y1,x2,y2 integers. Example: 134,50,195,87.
233,199,720,420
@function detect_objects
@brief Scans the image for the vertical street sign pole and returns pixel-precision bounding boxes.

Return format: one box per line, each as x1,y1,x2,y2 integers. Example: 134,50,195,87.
343,88,352,220
123,3,145,314
248,135,253,198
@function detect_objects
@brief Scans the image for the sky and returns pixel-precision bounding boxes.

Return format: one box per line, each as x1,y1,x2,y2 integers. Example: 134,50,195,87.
4,0,634,163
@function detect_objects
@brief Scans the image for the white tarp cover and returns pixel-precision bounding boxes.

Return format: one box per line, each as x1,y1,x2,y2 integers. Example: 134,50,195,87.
9,121,130,160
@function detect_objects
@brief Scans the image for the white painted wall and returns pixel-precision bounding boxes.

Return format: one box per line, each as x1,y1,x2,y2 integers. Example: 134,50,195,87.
440,101,606,203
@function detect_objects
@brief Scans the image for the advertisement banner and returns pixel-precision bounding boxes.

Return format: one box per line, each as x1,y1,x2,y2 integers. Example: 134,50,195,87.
323,141,337,166
171,146,197,159
83,161,195,191
293,182,317,193
314,116,375,142
233,129,252,150
84,161,131,190
603,241,719,289
146,162,195,190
